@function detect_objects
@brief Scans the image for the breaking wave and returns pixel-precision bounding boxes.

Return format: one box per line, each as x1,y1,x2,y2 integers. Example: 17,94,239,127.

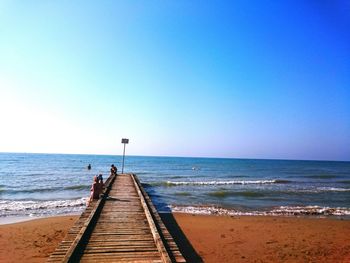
313,187,350,192
152,179,291,187
270,206,350,216
0,198,87,217
170,205,350,217
294,187,350,193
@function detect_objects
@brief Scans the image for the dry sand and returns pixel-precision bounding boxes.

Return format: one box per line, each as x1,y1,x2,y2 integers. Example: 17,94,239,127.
0,214,349,263
0,216,77,263
170,214,350,263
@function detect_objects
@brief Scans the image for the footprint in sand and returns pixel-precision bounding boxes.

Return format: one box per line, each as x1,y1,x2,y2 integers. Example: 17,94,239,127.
266,240,278,244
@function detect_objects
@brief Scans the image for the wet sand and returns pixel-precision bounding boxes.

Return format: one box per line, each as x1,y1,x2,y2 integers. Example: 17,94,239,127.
0,214,349,263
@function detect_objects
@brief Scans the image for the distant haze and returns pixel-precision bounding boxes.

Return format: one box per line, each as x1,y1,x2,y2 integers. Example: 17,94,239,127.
0,1,349,161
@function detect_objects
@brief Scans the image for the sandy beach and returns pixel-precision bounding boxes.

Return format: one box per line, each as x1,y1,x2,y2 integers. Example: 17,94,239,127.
0,214,349,263
170,214,350,263
0,216,77,263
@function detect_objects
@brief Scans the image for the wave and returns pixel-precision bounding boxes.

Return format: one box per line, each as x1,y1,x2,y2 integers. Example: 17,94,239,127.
270,206,350,216
169,176,185,179
174,192,192,196
170,205,350,217
274,179,292,184
64,185,90,190
338,180,350,184
314,187,350,192
293,187,350,193
0,198,87,217
3,187,62,194
151,179,292,187
206,187,350,199
0,184,90,194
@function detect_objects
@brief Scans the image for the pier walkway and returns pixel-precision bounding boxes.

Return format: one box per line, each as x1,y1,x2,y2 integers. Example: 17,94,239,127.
48,174,185,263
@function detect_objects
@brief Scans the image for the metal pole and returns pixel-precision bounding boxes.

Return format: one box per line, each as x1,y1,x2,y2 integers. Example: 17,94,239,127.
121,138,129,174
122,143,126,174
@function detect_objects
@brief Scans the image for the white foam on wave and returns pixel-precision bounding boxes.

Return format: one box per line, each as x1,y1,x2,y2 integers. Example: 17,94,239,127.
166,180,278,186
316,187,350,192
0,198,87,217
271,206,350,216
290,187,350,193
170,205,260,216
169,205,350,217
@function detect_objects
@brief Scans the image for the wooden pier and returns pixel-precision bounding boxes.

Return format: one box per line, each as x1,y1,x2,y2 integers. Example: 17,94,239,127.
48,174,186,263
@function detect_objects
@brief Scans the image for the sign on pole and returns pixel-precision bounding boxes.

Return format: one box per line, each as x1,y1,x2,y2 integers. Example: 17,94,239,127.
121,138,129,144
121,138,129,174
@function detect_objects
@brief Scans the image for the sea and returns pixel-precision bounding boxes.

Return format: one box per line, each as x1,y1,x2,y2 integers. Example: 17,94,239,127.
0,153,350,223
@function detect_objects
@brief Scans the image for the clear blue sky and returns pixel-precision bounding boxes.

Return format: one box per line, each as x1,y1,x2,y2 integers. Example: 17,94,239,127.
0,1,349,161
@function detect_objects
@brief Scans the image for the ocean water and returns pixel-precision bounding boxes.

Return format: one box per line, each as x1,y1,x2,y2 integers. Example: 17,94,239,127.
0,153,349,220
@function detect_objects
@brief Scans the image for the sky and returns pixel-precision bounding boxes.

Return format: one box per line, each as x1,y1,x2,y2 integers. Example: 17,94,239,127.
0,1,349,161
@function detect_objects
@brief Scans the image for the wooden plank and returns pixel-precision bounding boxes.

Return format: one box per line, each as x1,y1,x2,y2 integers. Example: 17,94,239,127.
133,175,186,263
131,175,172,263
61,174,116,263
79,174,162,262
49,173,186,263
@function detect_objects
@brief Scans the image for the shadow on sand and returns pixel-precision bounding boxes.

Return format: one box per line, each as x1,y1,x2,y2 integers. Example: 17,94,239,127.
142,182,203,262
160,213,203,263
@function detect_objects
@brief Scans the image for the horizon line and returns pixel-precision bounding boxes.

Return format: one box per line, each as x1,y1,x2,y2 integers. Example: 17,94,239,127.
0,151,349,163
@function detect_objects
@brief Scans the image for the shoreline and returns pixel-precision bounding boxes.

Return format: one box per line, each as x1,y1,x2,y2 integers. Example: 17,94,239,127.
0,213,82,226
1,212,349,226
1,213,350,263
